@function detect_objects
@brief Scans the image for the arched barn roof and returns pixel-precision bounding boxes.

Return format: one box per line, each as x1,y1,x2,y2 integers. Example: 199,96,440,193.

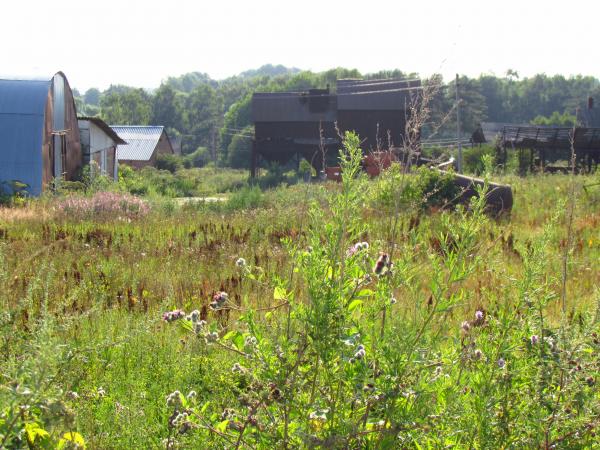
0,73,62,195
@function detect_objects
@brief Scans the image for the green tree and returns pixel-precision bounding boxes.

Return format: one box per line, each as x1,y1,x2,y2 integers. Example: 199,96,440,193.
100,88,152,125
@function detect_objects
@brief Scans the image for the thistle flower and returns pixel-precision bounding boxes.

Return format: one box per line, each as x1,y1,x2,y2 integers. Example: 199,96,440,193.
193,320,207,334
205,331,219,343
461,321,471,334
163,309,186,323
475,310,484,322
497,358,506,369
373,253,390,275
474,349,483,360
210,292,229,310
189,310,200,322
354,344,366,360
186,390,197,400
166,391,183,408
235,257,247,268
530,335,539,345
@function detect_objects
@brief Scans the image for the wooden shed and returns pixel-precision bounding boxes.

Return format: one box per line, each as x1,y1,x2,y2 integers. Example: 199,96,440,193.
78,117,127,180
110,126,174,169
0,72,81,195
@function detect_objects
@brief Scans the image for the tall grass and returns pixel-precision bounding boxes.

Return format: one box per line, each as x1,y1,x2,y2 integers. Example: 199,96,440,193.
0,144,599,447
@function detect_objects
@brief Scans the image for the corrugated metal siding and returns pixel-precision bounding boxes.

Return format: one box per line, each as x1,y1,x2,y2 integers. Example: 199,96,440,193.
252,93,336,122
0,79,50,195
111,126,166,161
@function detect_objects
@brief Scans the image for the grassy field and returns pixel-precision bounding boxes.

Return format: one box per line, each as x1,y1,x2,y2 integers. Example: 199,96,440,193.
1,144,600,448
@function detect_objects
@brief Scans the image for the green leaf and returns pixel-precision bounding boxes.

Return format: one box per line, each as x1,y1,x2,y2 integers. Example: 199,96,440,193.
274,286,287,300
58,432,86,449
222,330,237,341
348,299,363,312
216,420,229,433
232,334,245,351
25,422,50,444
356,289,374,298
200,401,210,414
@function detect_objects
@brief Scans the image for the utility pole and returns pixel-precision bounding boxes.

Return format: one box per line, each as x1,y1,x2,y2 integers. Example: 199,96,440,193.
456,73,463,173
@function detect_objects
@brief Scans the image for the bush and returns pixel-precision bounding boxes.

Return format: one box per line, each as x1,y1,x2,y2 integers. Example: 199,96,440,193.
156,154,183,173
463,145,497,175
226,185,264,210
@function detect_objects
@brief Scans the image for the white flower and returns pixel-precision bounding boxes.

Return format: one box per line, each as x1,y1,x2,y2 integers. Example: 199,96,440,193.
235,257,247,267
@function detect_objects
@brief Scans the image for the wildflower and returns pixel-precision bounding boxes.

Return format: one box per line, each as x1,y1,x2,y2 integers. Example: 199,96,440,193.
186,390,197,400
373,253,391,275
461,321,471,334
346,243,360,257
475,310,484,322
354,344,366,361
390,296,397,305
166,391,183,408
97,386,106,397
530,335,539,345
497,358,506,369
235,257,247,268
210,291,229,310
221,408,236,420
189,310,200,322
163,309,186,323
360,242,369,250
67,391,79,400
205,331,219,343
245,336,258,347
193,320,207,334
473,349,483,360
231,363,246,373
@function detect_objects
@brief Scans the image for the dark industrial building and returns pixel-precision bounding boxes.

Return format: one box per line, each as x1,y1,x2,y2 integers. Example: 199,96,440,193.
472,122,600,172
251,78,421,175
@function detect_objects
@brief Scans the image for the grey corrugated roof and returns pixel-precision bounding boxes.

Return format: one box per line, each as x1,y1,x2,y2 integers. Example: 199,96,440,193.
110,125,165,161
0,76,53,195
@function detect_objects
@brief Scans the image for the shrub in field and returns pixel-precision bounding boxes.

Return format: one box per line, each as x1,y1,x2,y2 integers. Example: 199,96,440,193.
371,163,459,211
55,192,149,219
226,186,264,211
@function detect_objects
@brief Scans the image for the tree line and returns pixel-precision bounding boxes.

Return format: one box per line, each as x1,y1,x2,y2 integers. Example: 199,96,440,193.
73,65,600,169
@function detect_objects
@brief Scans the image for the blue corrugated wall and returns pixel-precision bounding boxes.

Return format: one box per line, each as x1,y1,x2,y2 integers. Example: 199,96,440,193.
0,79,50,196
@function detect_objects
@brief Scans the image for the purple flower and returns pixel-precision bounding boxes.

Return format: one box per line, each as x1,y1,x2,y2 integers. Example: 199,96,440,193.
531,335,539,345
210,291,229,310
162,309,185,322
475,310,484,321
497,358,506,369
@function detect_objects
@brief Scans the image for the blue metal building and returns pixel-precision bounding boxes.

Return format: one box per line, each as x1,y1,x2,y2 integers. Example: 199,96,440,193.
0,72,81,195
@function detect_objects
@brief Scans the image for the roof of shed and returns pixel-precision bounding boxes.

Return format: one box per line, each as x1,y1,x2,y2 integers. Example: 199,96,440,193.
79,117,127,145
110,125,166,161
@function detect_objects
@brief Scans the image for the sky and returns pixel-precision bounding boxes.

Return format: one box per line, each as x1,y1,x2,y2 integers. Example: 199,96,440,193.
2,0,599,92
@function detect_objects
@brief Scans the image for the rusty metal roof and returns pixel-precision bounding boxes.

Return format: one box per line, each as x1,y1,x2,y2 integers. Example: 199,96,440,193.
110,125,165,161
